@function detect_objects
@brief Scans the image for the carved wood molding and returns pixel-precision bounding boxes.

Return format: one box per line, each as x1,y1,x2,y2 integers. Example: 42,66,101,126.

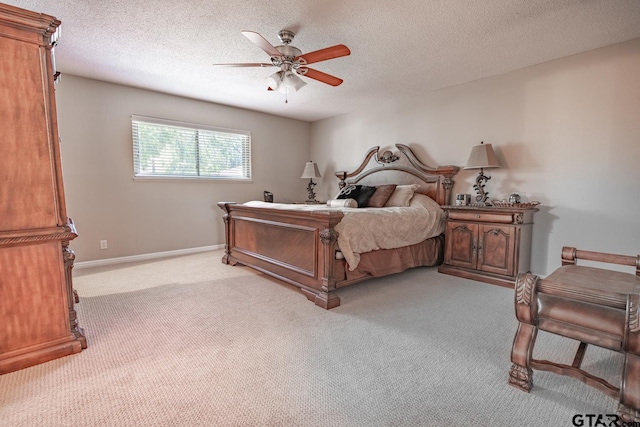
514,213,524,224
515,273,537,306
319,228,338,245
508,363,533,391
377,150,399,164
0,4,61,40
630,295,640,334
0,230,77,247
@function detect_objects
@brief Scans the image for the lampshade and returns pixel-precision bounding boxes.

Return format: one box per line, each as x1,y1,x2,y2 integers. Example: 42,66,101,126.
266,70,306,93
301,161,321,179
265,71,284,90
464,142,501,170
282,71,306,92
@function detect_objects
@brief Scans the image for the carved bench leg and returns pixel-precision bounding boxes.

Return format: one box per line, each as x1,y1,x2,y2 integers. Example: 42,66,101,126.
619,295,640,422
509,323,537,391
509,273,539,392
619,353,640,422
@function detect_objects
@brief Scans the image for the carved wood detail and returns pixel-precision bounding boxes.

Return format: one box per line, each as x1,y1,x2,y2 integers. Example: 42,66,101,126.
508,363,533,391
629,295,640,334
515,273,537,306
319,228,339,245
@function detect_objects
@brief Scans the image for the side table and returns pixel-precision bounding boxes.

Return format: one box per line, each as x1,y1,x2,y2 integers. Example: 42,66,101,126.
438,205,538,287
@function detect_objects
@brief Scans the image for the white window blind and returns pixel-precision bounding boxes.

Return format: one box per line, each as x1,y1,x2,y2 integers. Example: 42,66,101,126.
132,115,251,180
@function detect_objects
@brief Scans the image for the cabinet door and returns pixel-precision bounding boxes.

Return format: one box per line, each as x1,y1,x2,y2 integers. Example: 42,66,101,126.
477,224,516,276
445,222,478,269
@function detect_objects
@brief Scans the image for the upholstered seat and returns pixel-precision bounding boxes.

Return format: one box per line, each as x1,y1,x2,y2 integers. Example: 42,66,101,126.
538,294,625,350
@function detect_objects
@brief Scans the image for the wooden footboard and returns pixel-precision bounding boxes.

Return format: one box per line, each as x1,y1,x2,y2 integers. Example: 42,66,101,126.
218,202,345,309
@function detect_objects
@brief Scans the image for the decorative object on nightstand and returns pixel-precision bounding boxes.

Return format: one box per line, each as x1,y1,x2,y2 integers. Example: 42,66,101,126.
301,161,321,203
438,204,539,287
464,141,501,205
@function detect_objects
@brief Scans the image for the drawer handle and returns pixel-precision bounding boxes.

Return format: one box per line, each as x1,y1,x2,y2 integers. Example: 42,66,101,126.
476,214,481,218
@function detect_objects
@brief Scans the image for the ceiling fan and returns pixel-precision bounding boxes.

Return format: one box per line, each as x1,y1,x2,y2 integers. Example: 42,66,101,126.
213,30,350,97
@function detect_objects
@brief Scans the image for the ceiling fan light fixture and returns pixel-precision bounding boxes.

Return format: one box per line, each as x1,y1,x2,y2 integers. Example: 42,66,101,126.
282,70,306,92
265,70,284,90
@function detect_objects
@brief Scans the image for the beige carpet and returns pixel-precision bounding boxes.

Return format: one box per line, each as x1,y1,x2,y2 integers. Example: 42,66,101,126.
0,250,622,426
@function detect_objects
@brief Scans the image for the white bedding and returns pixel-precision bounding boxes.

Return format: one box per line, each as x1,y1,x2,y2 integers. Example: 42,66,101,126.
243,193,444,270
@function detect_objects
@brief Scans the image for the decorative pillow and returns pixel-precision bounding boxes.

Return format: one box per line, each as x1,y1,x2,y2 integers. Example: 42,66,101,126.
326,198,358,208
384,184,420,207
336,185,377,208
366,184,397,207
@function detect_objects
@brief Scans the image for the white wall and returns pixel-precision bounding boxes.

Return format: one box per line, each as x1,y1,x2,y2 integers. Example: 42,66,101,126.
56,76,310,262
311,38,640,276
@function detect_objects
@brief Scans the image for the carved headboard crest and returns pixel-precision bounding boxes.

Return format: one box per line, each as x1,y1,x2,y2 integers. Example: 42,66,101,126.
378,150,399,164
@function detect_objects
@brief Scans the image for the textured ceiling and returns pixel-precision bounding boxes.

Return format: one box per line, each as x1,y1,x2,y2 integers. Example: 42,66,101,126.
5,0,640,122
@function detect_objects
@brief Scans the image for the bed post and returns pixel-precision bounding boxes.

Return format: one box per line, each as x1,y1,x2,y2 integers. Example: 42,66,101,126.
218,202,238,266
316,227,341,309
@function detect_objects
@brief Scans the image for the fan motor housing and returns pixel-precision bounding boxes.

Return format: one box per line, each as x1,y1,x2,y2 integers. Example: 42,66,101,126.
275,44,301,59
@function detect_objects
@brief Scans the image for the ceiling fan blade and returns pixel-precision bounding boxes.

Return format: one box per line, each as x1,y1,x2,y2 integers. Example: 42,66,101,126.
241,31,282,58
295,44,350,65
212,63,273,67
297,67,343,86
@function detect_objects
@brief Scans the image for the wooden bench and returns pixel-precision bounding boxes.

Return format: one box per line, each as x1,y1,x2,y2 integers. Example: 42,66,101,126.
508,247,640,422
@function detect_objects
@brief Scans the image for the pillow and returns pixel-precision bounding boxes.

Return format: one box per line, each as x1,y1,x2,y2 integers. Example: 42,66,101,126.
336,185,376,208
366,184,397,208
384,184,420,207
326,198,358,208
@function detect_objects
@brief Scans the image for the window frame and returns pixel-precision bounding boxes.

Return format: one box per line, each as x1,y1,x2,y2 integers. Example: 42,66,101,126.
131,115,252,182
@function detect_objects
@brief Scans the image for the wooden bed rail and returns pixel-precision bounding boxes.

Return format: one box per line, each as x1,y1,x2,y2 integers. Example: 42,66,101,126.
561,246,640,276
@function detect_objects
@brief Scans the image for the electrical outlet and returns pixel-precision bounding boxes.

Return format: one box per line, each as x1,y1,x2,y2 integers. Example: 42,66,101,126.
100,240,108,250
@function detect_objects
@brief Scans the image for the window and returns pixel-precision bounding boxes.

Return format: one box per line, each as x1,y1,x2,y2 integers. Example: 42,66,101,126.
132,115,251,180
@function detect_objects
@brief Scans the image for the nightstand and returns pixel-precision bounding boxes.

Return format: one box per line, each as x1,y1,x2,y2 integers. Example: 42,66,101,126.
438,205,538,288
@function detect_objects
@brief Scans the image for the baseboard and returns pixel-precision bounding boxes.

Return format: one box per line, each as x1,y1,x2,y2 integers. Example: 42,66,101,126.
74,245,224,269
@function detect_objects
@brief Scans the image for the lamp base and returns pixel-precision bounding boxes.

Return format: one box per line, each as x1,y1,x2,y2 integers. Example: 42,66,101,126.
306,179,317,203
473,169,492,205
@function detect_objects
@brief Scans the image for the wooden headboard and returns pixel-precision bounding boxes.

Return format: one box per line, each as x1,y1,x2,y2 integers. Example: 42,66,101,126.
334,144,459,206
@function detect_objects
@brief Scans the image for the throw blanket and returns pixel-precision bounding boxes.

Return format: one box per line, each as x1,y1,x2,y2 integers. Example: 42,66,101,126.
243,194,444,270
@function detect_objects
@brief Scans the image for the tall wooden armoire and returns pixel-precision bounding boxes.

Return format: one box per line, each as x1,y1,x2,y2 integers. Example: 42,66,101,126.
0,3,85,374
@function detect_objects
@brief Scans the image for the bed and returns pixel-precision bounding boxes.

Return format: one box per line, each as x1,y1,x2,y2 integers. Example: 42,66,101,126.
218,144,459,309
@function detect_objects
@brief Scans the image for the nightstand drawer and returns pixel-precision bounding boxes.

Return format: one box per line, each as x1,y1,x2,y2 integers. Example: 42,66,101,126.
448,211,513,224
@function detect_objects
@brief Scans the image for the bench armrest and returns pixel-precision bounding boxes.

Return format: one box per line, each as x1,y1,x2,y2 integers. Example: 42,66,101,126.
561,247,640,276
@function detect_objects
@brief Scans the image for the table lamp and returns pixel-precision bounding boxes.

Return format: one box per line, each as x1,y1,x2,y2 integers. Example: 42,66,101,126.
301,161,321,203
464,141,500,205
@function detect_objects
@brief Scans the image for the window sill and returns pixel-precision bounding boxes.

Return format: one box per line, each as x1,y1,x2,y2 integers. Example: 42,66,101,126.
132,176,253,183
